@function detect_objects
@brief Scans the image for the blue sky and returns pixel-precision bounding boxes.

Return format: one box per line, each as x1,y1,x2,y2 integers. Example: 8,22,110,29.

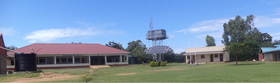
1,0,280,53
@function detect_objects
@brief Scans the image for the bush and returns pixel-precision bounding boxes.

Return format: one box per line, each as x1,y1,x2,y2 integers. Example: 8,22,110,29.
37,70,43,73
80,74,94,83
160,62,166,66
150,61,158,67
154,62,159,66
150,61,155,67
150,61,164,67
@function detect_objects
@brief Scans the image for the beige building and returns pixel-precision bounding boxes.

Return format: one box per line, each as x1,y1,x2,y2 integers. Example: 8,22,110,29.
185,46,230,64
6,43,130,71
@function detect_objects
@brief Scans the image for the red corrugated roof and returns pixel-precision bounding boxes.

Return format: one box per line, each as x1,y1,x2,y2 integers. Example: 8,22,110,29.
7,43,130,55
0,33,7,57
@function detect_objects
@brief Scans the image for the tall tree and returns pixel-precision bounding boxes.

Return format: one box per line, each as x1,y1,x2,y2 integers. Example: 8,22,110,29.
273,40,280,45
206,35,216,47
6,45,17,51
222,15,263,63
226,41,260,64
222,15,254,45
126,40,146,52
105,41,124,50
246,28,273,47
126,40,148,63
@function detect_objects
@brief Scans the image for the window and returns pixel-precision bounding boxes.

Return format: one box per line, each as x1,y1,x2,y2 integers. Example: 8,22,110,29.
187,56,190,59
61,58,67,63
215,54,218,58
56,58,60,63
107,56,120,62
68,58,73,63
46,57,54,64
39,58,46,64
201,55,205,59
11,60,14,65
220,54,223,58
75,57,81,63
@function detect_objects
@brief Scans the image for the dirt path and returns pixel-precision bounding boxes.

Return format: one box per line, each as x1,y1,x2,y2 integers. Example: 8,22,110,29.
10,72,79,82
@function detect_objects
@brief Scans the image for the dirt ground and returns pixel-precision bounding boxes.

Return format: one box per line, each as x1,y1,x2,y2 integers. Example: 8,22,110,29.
116,73,136,75
9,66,103,82
10,72,80,82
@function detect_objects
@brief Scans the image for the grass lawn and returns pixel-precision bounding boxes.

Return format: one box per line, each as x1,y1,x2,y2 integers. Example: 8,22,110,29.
0,72,40,82
2,62,280,82
89,62,280,82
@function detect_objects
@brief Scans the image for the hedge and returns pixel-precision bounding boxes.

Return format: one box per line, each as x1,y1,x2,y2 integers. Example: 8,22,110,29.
150,61,165,67
160,62,166,66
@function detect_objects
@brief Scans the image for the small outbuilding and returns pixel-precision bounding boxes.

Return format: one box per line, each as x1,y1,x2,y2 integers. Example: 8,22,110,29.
6,43,130,71
184,46,230,64
259,45,280,61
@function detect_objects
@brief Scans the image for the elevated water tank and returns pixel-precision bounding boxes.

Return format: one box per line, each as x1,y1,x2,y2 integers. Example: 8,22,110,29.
128,56,137,64
15,53,37,72
146,29,168,40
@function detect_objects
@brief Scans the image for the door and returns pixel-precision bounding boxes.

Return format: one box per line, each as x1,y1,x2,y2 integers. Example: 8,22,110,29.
220,54,223,61
210,55,213,62
90,56,105,65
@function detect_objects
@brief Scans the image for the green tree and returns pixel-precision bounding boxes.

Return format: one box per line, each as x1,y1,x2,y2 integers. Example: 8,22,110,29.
163,51,176,62
126,40,146,52
105,41,124,50
225,41,260,64
222,15,271,61
80,74,94,83
222,15,254,45
245,28,273,47
5,45,17,52
126,40,148,63
206,35,216,46
273,40,280,45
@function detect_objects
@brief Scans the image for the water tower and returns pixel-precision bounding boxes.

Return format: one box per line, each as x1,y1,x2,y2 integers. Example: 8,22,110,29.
144,18,172,62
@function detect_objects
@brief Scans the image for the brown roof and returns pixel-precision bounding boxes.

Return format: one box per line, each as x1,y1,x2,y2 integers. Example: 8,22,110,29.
7,43,130,55
0,33,7,57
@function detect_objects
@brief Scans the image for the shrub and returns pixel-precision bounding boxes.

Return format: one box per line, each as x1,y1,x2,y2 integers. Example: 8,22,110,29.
150,61,159,67
160,62,166,66
37,70,43,73
150,61,166,67
150,61,155,67
80,74,94,83
154,62,159,66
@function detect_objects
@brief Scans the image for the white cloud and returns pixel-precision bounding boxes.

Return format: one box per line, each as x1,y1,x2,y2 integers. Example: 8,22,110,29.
271,33,280,40
175,15,280,34
173,48,185,54
168,34,175,38
195,32,224,46
24,28,123,43
0,27,16,36
254,16,280,28
175,18,232,33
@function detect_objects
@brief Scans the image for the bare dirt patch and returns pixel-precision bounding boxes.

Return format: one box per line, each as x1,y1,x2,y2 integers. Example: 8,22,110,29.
11,72,79,82
116,73,136,76
149,67,185,72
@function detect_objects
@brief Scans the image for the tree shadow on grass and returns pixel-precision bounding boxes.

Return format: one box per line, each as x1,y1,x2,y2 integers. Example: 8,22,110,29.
228,62,265,66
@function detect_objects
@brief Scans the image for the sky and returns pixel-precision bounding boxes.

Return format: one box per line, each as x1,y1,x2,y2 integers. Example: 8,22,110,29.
1,0,280,54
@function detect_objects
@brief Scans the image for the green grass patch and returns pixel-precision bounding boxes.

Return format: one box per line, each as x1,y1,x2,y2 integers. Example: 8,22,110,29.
0,72,40,82
90,62,280,82
2,62,280,82
41,67,91,75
